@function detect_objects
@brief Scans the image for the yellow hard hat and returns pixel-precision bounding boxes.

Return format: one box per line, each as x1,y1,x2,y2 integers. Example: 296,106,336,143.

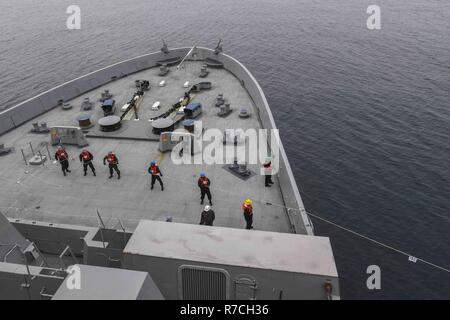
244,199,252,205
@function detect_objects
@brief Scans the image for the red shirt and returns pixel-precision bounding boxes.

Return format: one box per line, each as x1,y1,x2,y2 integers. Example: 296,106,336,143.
148,165,161,176
242,204,253,215
80,151,93,162
105,154,118,165
55,149,68,161
198,177,210,188
263,161,272,174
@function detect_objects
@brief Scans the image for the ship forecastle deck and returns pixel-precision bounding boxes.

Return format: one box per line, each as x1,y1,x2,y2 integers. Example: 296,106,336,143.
0,60,297,233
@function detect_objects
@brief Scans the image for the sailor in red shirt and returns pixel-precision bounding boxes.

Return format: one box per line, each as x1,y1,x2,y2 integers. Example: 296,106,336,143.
103,151,121,179
262,157,274,187
147,161,164,191
79,149,96,176
54,146,71,176
242,199,254,230
197,172,212,205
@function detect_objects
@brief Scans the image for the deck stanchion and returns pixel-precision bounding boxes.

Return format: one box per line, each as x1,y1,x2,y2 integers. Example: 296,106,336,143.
29,142,35,155
45,144,51,160
38,151,45,166
21,149,28,165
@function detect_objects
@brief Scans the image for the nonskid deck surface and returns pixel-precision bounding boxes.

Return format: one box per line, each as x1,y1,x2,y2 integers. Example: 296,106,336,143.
0,61,291,232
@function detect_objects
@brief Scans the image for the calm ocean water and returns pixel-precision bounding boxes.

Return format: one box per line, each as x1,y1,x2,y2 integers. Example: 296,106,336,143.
1,0,449,299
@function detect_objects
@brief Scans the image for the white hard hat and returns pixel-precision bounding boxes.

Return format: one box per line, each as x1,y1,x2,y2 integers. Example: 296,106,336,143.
204,205,211,212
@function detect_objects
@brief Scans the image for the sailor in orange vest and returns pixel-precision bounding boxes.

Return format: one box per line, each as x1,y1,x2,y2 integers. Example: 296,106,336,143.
79,149,96,176
148,161,164,191
197,172,212,205
103,151,121,179
242,199,254,230
54,146,71,176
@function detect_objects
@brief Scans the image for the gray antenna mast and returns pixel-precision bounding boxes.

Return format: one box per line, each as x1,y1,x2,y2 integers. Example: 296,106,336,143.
161,39,169,54
214,39,223,55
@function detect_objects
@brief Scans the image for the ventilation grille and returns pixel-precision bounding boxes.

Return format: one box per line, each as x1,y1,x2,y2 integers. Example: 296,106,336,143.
179,265,230,300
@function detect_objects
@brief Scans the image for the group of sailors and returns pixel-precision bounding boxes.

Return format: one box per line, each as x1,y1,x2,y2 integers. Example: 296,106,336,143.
55,146,120,179
54,145,273,230
197,198,253,229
